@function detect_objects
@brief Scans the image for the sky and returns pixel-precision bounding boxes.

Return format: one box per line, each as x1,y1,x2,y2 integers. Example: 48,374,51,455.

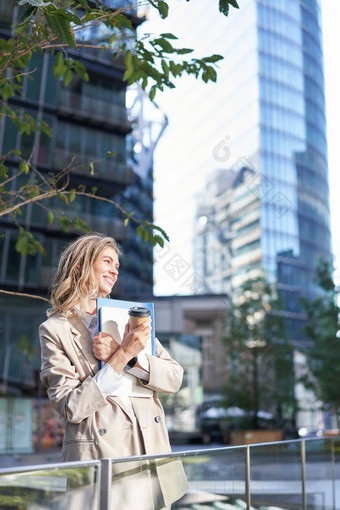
143,0,340,293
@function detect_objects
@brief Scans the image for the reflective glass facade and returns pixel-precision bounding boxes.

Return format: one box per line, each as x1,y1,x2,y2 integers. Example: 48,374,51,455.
193,0,331,343
257,0,331,339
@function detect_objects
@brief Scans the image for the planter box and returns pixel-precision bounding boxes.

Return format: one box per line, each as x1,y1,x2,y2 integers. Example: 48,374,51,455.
230,429,283,446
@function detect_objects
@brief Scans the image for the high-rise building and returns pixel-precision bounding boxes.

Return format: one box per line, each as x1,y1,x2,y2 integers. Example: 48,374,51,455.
150,0,331,330
0,2,158,397
150,0,331,309
147,0,331,428
194,0,331,342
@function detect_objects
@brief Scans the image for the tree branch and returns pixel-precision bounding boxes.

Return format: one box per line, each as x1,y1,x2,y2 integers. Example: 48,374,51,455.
0,289,50,303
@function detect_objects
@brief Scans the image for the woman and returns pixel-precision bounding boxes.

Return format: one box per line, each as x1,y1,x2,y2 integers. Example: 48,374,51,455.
39,233,187,509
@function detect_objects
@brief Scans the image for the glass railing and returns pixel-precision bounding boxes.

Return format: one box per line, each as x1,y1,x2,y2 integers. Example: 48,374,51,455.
0,460,101,509
0,438,339,509
108,438,340,509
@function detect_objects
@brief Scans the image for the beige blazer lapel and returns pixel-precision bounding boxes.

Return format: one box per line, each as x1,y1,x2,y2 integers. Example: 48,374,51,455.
68,315,99,376
107,396,136,423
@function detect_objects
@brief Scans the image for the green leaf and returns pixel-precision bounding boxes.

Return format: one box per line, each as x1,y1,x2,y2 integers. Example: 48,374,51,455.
149,86,156,101
15,228,45,256
141,76,148,90
44,11,77,50
149,222,170,242
1,83,15,101
154,38,174,53
158,1,169,19
47,210,54,224
161,60,169,78
54,9,83,26
153,235,164,248
207,66,217,82
176,48,194,55
201,54,224,63
63,68,73,86
69,189,76,202
219,0,239,15
160,33,178,40
123,51,134,81
124,218,130,227
71,216,90,232
136,225,144,238
114,14,133,31
17,5,37,25
58,215,71,232
219,0,229,15
19,162,30,174
0,163,8,179
228,0,240,8
74,61,89,82
56,190,69,205
53,52,67,79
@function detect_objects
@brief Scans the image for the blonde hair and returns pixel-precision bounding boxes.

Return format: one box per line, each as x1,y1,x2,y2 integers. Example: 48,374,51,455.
48,233,121,317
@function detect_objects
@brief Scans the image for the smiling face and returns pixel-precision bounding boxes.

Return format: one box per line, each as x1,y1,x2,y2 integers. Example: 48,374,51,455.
93,246,120,297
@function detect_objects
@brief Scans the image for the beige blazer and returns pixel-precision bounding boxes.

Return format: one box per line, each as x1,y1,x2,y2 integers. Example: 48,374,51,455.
39,313,188,508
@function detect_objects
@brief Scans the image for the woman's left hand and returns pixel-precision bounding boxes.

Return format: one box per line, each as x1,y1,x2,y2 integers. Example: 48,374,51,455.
92,332,120,363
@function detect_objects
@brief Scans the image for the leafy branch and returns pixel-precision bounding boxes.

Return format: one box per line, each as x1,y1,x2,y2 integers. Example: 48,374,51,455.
1,149,169,255
0,0,238,275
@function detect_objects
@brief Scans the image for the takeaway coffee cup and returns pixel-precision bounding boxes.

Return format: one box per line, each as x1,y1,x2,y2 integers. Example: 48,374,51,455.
128,306,151,330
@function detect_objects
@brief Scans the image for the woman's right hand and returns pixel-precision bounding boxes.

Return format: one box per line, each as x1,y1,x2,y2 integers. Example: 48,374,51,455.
93,331,120,363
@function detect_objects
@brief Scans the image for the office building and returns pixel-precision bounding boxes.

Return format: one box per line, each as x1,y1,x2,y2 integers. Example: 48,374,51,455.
193,0,331,341
147,0,331,429
0,2,158,399
150,0,331,310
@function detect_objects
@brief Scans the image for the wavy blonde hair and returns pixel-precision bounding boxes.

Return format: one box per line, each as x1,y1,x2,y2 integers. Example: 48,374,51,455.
48,233,121,317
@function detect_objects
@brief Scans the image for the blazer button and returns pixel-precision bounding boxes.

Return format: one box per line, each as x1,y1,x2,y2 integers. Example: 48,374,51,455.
154,416,161,423
98,428,106,436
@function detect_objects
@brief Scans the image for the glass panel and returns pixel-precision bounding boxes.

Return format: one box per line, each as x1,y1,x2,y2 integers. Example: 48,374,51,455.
0,463,100,509
111,448,247,509
335,437,340,507
20,131,35,160
26,54,43,102
5,234,21,282
249,440,302,508
305,438,336,509
1,117,18,153
33,399,65,451
25,252,38,284
37,117,53,165
44,57,58,105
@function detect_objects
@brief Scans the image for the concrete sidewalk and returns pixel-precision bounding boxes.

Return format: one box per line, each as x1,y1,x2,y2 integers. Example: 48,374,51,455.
0,449,62,469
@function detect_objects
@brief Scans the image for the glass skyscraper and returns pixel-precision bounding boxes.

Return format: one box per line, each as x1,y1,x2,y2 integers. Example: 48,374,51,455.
150,0,331,338
149,0,331,426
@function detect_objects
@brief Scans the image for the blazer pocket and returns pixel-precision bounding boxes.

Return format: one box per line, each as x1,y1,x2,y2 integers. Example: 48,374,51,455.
63,412,96,444
63,439,96,445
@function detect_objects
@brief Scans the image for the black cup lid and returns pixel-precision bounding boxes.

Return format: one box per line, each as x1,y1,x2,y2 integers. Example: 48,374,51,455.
128,306,151,317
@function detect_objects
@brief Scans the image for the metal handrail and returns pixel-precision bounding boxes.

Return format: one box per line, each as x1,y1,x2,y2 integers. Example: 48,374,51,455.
0,436,339,510
0,459,100,475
